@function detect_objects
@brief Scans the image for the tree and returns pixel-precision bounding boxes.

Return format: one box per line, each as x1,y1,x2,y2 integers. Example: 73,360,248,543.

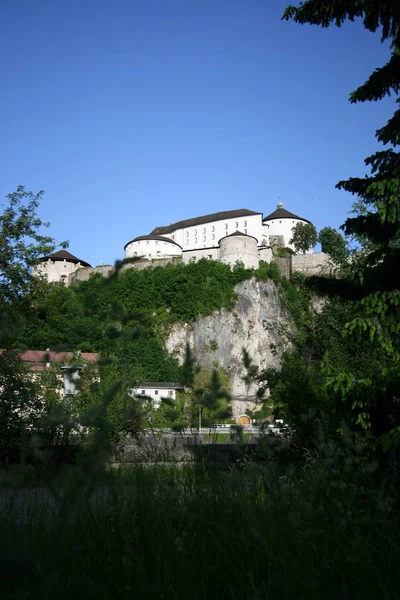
289,222,318,254
283,0,400,446
0,186,65,303
0,352,43,464
318,226,349,265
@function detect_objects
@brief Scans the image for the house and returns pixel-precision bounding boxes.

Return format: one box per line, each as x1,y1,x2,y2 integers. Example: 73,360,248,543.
130,382,185,408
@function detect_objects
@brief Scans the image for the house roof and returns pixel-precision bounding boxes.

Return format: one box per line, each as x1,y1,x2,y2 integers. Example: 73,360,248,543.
124,235,182,251
150,208,262,235
38,249,92,268
133,382,185,390
0,350,100,371
263,202,311,224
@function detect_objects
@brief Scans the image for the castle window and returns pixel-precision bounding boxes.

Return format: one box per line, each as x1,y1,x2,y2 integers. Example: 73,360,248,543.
225,223,228,229
186,231,189,237
194,237,197,243
245,229,247,234
157,251,161,255
141,390,145,395
155,241,158,245
212,226,215,232
212,234,215,240
146,241,149,245
202,236,206,242
203,228,206,233
244,221,247,226
155,390,158,395
208,254,212,259
194,229,197,234
235,222,238,228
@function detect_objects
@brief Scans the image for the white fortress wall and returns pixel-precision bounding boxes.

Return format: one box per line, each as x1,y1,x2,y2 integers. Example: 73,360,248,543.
219,234,259,269
264,217,310,250
125,238,182,260
34,259,82,284
165,213,262,252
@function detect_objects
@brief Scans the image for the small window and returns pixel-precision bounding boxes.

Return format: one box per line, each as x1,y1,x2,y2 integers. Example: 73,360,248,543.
137,242,140,245
203,228,206,233
212,234,215,240
155,390,158,395
225,232,228,236
186,231,189,237
155,241,158,245
212,226,215,232
194,229,197,234
146,241,149,245
141,390,145,395
194,237,197,243
244,221,247,226
225,223,228,229
235,222,238,228
168,390,174,396
202,236,206,242
208,254,212,259
244,229,247,234
157,251,161,255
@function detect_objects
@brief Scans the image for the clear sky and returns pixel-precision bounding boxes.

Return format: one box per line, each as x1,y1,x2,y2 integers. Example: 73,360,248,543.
0,0,396,266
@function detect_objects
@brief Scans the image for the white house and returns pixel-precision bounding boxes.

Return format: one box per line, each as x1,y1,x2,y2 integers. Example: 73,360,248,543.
130,382,185,409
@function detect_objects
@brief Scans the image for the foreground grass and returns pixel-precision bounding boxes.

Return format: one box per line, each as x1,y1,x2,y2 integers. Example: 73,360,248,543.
0,448,399,600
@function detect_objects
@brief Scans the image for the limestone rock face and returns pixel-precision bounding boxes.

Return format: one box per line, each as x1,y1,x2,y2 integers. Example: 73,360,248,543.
165,278,292,417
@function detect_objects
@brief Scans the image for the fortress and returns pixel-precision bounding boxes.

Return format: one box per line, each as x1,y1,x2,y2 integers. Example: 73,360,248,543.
34,201,329,284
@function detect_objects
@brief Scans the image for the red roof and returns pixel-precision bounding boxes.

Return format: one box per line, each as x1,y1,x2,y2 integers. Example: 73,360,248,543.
1,350,99,370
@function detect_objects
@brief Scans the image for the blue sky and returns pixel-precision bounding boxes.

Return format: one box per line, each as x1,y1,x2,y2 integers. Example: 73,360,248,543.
0,0,396,266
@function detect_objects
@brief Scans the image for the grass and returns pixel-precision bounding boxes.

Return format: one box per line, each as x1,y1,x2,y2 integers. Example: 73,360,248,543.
1,447,399,600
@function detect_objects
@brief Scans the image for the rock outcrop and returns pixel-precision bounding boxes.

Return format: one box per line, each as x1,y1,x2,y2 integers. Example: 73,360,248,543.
166,278,292,418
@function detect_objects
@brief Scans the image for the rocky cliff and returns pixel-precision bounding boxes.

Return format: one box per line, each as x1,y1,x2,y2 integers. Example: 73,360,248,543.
165,278,292,419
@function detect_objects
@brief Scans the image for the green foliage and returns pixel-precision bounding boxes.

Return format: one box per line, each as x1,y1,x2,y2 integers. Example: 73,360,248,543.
289,222,318,254
283,0,400,447
0,186,64,304
273,246,295,258
318,226,349,265
0,353,43,464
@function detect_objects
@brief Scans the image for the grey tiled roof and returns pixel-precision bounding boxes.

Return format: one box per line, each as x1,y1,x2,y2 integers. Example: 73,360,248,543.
124,235,182,250
263,207,310,223
39,249,91,268
150,208,261,235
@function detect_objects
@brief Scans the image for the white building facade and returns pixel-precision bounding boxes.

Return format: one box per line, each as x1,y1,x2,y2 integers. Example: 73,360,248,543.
33,250,92,284
124,235,182,260
130,382,185,409
124,203,312,267
262,201,311,252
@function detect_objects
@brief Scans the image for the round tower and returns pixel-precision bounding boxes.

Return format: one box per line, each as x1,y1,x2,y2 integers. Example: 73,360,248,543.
262,200,312,250
219,231,259,269
33,250,91,284
124,235,182,260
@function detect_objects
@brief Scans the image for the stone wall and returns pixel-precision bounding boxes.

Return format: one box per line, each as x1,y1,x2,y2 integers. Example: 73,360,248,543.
291,252,332,276
70,265,114,283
